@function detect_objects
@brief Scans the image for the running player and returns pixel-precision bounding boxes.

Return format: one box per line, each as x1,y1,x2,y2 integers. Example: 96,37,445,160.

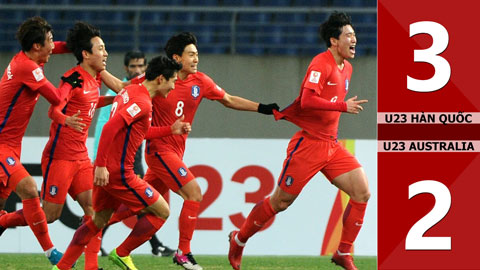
143,32,279,270
94,50,175,257
0,20,117,270
52,55,186,270
0,16,82,265
42,21,112,270
228,12,370,270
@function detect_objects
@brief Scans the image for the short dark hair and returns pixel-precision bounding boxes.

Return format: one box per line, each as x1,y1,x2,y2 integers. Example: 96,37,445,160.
66,21,101,64
164,32,197,59
16,16,53,52
320,11,354,48
124,50,147,66
145,55,182,81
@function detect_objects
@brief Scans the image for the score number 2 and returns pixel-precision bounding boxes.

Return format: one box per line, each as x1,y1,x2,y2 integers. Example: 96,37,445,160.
406,180,451,250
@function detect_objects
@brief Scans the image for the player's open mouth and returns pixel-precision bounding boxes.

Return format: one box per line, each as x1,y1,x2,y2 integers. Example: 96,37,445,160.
350,45,356,54
102,59,107,65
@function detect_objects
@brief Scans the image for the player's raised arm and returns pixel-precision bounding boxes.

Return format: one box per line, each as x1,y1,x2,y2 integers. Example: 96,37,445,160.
96,95,115,108
218,92,280,115
52,41,70,54
37,71,83,105
100,70,145,93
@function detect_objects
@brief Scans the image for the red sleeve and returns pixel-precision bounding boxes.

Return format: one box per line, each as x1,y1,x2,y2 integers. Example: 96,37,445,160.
200,73,225,100
37,81,72,106
303,62,328,95
20,62,48,91
52,41,70,54
300,87,347,112
47,90,73,125
97,96,115,108
117,100,149,126
144,126,172,139
130,73,146,85
95,114,125,167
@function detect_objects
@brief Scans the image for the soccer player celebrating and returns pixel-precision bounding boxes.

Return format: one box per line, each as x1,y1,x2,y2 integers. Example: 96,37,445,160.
43,21,112,270
52,55,186,270
0,21,122,270
0,16,81,265
228,12,370,270
140,32,279,270
94,50,175,258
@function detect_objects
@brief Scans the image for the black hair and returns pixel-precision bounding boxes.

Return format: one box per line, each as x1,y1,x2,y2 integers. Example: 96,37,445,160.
124,50,147,66
145,55,182,81
320,11,354,48
16,16,52,52
66,21,101,64
164,32,197,59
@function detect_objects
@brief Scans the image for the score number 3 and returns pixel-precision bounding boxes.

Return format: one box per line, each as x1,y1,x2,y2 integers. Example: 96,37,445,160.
408,21,451,92
406,180,451,250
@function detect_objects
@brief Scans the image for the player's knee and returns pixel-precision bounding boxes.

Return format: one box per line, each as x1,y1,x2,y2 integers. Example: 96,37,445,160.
278,200,292,212
184,191,202,202
93,218,108,229
158,207,169,220
17,182,39,200
351,190,370,203
45,212,59,224
192,192,202,202
271,199,291,212
361,191,371,203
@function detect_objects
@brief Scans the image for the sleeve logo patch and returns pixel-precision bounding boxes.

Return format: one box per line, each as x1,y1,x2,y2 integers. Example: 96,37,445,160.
32,67,44,82
308,71,320,84
121,89,130,104
7,64,13,80
126,103,141,117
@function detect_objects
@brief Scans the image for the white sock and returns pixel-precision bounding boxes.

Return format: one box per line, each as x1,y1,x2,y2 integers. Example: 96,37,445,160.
235,235,246,247
45,247,55,257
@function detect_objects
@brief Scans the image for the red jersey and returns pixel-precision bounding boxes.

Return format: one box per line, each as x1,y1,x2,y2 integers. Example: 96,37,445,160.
43,66,101,160
146,72,225,157
0,51,49,148
105,84,152,175
274,50,352,139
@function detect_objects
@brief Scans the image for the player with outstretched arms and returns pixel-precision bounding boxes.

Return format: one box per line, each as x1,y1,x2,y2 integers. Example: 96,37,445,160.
228,12,370,270
120,32,279,270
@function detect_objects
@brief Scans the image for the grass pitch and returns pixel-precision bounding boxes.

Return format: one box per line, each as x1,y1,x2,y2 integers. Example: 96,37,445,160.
0,253,376,270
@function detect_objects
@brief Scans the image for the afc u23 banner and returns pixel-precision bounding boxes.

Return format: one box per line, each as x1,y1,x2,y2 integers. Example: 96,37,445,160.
378,0,480,269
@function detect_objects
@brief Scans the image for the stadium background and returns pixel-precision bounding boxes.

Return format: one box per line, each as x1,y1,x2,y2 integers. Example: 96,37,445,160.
0,0,377,258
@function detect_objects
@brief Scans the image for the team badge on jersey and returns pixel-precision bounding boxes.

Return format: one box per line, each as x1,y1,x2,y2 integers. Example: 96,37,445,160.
32,67,44,82
285,176,294,187
345,79,350,92
178,167,188,177
309,71,320,84
6,157,15,166
49,185,58,197
191,85,200,99
145,187,154,198
126,103,141,117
